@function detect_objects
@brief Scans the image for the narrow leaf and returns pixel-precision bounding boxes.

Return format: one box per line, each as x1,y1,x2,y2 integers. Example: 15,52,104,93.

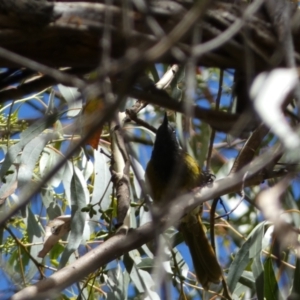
57,84,82,117
61,161,73,206
39,147,65,188
91,149,112,211
59,167,87,267
290,258,300,299
0,164,17,204
250,222,265,300
0,115,57,178
27,207,42,239
227,221,266,293
264,257,278,300
106,263,129,300
18,133,53,190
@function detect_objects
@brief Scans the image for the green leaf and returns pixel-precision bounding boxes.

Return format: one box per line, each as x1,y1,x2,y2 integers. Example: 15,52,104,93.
106,263,129,300
172,246,189,280
233,282,251,300
124,251,159,299
264,257,278,300
131,154,145,203
250,222,265,300
124,251,146,293
0,115,57,179
238,271,255,289
57,84,82,117
0,164,17,203
290,258,300,299
18,133,53,190
27,235,43,281
27,207,42,239
59,167,87,268
50,243,65,267
136,257,154,271
91,149,112,212
80,154,94,181
61,161,73,206
39,147,66,188
227,221,267,293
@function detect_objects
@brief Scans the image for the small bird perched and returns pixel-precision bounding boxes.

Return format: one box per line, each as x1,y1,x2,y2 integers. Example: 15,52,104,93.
145,113,222,289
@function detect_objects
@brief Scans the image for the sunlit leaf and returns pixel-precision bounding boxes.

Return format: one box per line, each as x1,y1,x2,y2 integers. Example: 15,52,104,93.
124,251,159,299
250,222,265,300
18,133,53,191
81,154,94,181
59,167,87,267
0,115,57,179
0,164,17,204
57,84,83,117
91,149,112,212
39,146,65,188
62,161,74,206
106,263,129,300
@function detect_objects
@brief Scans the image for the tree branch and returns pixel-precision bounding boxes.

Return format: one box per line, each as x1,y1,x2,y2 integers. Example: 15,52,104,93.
0,1,295,70
11,137,284,299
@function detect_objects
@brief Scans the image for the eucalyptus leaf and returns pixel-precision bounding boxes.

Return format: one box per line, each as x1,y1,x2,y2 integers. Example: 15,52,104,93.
27,235,43,281
172,246,189,279
290,258,300,299
39,147,66,188
0,114,57,179
124,251,159,299
62,161,73,206
0,164,17,204
250,222,265,300
57,84,82,117
227,221,267,293
106,263,129,300
18,133,53,190
131,155,145,201
239,271,255,289
27,207,42,239
47,202,62,220
232,282,251,300
136,257,154,271
264,257,278,300
91,149,112,212
59,167,87,268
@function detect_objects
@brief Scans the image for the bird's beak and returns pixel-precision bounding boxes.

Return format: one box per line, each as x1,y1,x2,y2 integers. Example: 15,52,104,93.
163,112,168,127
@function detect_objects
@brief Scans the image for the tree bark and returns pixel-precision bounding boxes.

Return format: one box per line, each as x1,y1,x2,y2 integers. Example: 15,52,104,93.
0,0,297,70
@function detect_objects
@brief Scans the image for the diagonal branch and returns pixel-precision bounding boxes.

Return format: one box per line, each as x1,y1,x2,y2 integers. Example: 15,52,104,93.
11,137,284,300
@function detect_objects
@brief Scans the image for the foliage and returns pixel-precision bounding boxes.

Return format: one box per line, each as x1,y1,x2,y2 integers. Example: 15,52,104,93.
0,1,299,300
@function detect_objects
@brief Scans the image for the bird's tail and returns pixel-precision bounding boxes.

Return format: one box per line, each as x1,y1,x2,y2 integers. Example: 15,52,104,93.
179,213,222,290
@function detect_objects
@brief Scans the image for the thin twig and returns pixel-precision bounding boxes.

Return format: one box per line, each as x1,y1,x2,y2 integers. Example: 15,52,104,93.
0,46,85,89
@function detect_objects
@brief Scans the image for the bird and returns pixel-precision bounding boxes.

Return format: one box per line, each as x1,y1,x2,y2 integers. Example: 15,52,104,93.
145,113,222,289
